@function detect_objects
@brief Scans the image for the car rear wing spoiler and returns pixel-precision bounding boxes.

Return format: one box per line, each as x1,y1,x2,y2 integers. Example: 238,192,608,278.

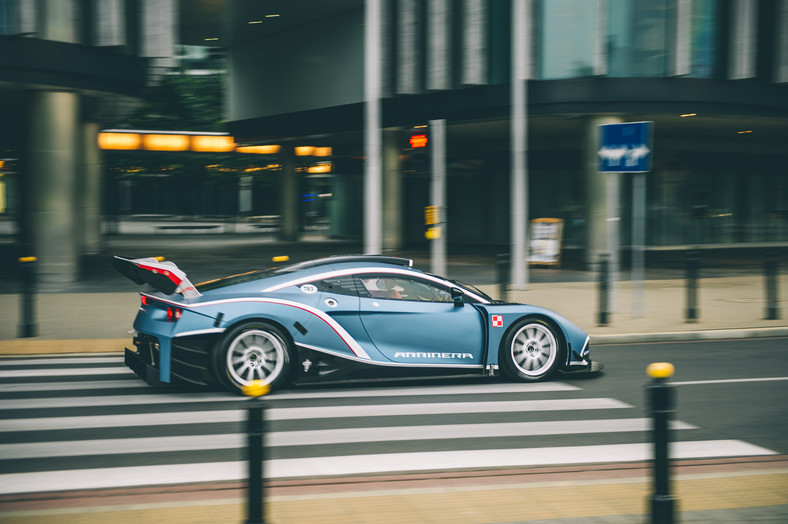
113,255,201,299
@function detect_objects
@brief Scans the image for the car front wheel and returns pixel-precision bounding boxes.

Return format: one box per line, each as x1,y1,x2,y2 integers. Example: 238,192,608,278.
499,318,564,381
214,321,291,393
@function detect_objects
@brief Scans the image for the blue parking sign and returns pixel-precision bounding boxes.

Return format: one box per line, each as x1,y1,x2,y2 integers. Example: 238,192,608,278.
598,121,653,173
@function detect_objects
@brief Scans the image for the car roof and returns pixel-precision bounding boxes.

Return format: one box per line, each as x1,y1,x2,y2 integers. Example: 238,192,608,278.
280,255,413,272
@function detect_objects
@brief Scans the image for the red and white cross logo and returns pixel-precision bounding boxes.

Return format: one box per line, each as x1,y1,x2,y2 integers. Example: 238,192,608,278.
492,315,503,327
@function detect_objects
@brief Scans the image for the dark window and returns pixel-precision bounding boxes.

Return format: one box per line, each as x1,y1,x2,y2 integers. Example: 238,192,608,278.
313,276,364,297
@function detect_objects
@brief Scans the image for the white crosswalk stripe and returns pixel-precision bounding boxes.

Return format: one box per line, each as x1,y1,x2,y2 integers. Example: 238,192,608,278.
0,355,777,497
0,419,699,460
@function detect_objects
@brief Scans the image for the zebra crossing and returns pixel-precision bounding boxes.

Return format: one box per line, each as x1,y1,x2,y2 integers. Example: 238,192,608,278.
0,354,776,497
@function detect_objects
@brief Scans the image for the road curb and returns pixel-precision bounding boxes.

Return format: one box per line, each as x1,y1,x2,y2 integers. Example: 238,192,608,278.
591,327,788,345
0,338,127,356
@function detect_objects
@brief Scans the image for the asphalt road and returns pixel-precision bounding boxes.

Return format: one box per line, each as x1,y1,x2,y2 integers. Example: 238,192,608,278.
584,337,788,454
0,337,785,499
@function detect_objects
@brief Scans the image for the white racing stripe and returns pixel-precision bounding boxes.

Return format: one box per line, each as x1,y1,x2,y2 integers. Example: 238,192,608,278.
0,418,697,460
0,440,774,496
1,398,631,432
0,382,579,409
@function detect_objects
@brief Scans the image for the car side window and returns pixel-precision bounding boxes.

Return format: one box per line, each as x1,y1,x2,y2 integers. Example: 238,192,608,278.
358,275,453,303
313,276,363,297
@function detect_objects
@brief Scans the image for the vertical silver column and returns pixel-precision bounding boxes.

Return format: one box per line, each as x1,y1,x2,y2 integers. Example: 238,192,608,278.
729,0,758,80
28,91,79,283
79,120,102,255
365,0,383,254
594,0,608,76
673,0,692,76
510,0,531,289
585,116,622,270
427,0,451,91
430,119,447,276
776,0,788,83
382,130,402,251
397,0,421,94
280,146,298,242
463,0,488,86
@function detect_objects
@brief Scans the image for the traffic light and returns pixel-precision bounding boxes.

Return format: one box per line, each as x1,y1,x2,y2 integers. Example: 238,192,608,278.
405,127,430,177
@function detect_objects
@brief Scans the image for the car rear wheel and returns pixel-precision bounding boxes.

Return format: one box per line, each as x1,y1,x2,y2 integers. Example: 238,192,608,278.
499,318,564,381
214,321,292,393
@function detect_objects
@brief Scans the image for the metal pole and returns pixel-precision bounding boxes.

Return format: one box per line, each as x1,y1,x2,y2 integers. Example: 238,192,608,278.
242,381,270,524
632,173,646,318
646,362,677,524
764,252,780,320
606,171,620,312
685,250,699,322
510,0,530,290
430,119,446,277
598,254,610,326
18,256,38,338
364,0,383,255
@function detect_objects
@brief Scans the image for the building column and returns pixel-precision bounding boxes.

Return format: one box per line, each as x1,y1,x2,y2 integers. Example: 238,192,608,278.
27,90,80,283
280,146,298,242
78,119,102,255
584,115,622,270
381,130,402,251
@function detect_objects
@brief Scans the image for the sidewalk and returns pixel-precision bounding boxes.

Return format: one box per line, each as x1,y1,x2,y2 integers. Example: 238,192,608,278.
2,457,787,523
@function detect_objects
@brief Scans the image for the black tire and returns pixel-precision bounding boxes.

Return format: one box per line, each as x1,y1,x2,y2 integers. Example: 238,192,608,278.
214,321,292,393
499,317,564,381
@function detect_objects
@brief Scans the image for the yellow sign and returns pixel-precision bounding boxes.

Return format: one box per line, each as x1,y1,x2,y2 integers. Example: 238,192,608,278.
425,206,439,226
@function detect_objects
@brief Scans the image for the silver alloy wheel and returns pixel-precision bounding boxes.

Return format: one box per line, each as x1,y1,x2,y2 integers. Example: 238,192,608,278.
509,322,558,377
225,329,285,386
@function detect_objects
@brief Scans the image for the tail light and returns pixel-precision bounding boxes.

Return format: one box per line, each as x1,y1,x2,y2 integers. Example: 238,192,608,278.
167,307,182,322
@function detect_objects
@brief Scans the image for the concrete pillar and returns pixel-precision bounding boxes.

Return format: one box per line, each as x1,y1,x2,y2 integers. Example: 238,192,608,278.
280,146,298,242
381,130,402,251
78,120,102,255
28,91,80,283
584,115,622,270
37,0,79,43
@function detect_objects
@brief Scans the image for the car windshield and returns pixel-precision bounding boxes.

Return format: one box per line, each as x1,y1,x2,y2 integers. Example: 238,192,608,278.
440,278,498,304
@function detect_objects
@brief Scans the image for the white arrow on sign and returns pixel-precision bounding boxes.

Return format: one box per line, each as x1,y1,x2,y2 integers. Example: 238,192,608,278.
598,144,651,167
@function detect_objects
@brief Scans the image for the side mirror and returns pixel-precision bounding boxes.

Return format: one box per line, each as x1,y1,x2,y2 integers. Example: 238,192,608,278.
451,287,464,307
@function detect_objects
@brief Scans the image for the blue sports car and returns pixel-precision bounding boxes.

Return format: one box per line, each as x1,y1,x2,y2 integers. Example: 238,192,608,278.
114,255,596,393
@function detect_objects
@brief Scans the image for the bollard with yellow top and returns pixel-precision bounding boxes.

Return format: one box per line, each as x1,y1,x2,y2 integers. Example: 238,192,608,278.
18,256,38,338
646,362,677,524
243,380,270,524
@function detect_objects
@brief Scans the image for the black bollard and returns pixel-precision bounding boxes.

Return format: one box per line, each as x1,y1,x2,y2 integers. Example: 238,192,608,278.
646,362,677,524
18,256,38,338
598,254,610,326
685,250,699,322
242,381,270,524
497,253,510,302
764,252,780,320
